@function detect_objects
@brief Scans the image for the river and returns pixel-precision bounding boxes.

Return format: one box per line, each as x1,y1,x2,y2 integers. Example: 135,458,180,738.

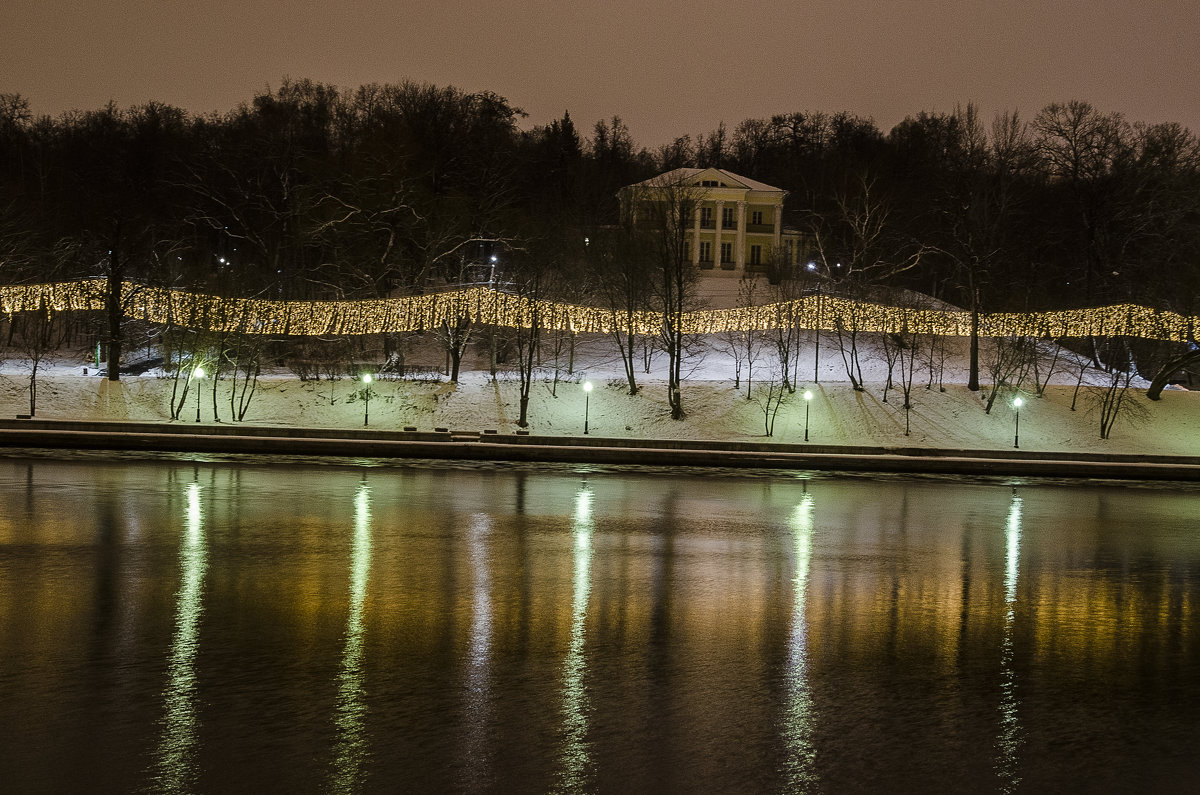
0,453,1197,792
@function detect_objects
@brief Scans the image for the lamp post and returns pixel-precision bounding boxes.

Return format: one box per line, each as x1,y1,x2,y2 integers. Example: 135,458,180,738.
803,389,813,442
1013,396,1023,449
583,381,593,435
193,367,205,422
362,374,373,427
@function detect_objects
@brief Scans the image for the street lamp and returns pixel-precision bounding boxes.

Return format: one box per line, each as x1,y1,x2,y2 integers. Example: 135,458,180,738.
362,373,373,427
193,366,205,422
583,381,593,435
803,390,813,442
1013,396,1023,449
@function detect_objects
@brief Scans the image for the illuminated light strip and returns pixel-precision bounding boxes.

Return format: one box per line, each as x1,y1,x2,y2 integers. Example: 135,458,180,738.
0,280,1194,342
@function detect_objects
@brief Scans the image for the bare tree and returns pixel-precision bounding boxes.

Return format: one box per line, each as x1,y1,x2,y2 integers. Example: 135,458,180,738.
766,252,810,393
587,224,653,395
897,330,921,435
879,331,903,403
14,303,68,417
222,331,264,422
622,173,705,419
1030,338,1067,398
925,330,949,392
508,245,559,428
831,287,869,391
751,368,789,437
983,335,1034,414
1083,336,1147,439
719,276,767,396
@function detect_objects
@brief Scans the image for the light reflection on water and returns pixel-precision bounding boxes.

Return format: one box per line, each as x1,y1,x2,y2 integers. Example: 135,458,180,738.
328,480,373,792
460,511,494,790
1,455,1199,792
151,481,206,793
559,485,595,792
996,490,1024,793
782,490,817,788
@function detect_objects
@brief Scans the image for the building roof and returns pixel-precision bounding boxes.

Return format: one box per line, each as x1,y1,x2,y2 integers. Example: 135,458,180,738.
626,167,786,195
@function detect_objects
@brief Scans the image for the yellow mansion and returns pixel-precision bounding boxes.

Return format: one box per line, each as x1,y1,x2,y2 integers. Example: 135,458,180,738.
619,167,806,275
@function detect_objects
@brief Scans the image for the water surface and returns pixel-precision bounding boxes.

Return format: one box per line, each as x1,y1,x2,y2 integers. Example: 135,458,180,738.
0,455,1197,792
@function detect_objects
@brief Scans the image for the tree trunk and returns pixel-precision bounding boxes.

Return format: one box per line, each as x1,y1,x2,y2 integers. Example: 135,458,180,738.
1146,349,1200,400
518,394,529,428
105,265,123,382
968,303,980,391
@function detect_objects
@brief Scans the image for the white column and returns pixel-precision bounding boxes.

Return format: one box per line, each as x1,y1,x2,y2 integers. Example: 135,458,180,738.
692,206,702,267
736,201,747,271
714,200,725,267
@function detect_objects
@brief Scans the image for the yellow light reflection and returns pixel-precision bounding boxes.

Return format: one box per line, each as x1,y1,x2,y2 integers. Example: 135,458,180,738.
783,493,818,787
559,485,594,790
152,481,207,793
460,513,494,785
329,481,373,791
996,492,1023,793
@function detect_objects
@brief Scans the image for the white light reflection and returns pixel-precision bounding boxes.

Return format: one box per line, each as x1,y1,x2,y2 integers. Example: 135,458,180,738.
783,493,818,787
559,486,594,790
152,481,207,793
460,512,494,787
996,491,1024,792
329,481,373,791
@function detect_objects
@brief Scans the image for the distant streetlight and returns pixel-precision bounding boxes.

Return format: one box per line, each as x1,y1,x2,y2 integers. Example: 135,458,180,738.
803,390,813,442
583,381,593,435
193,366,205,422
362,373,373,427
1013,396,1023,449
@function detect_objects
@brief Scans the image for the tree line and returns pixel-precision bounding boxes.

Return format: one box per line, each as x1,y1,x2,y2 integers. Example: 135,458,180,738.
1,80,1198,429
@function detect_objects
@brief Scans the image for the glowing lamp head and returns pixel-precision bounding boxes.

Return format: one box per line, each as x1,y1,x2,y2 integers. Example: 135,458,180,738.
363,373,373,384
193,366,205,379
583,381,593,393
803,390,813,401
1013,396,1024,409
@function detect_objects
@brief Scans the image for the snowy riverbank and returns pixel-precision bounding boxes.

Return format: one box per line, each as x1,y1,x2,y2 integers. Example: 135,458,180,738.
1,332,1195,457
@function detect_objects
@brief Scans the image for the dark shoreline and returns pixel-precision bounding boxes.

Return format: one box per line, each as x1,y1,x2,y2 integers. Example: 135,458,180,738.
2,417,1198,481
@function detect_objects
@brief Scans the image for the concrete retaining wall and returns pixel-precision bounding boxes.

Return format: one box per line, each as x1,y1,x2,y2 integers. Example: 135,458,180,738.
1,417,1198,481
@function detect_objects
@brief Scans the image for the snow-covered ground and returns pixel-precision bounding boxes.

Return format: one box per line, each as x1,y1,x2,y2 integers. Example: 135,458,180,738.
2,328,1196,456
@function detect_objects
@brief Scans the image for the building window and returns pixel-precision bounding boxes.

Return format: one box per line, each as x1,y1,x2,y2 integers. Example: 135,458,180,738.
751,210,763,225
684,241,690,261
699,241,712,261
750,245,762,265
700,207,713,227
722,207,736,227
721,242,733,263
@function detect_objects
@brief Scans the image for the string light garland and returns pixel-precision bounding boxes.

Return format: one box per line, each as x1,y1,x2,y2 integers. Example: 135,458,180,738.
0,279,1193,342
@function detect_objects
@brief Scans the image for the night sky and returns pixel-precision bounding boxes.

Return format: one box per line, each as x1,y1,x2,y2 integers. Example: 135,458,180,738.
6,0,1198,145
